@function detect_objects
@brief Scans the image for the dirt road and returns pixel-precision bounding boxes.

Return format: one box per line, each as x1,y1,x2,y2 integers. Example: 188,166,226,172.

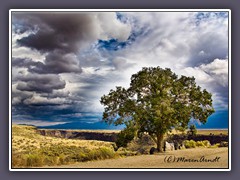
44,147,228,169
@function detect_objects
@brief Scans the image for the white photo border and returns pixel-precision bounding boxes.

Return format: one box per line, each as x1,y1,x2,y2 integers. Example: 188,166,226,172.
9,9,231,171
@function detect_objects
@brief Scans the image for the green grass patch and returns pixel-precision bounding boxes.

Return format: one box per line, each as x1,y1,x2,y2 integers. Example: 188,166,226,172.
183,140,211,149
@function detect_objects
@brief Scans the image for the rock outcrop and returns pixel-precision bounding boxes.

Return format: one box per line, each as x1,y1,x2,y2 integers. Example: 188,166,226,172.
37,129,228,145
37,129,118,142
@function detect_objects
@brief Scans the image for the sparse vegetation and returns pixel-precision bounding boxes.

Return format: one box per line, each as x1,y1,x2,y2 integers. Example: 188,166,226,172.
219,141,228,147
183,140,196,148
12,125,119,168
12,125,228,168
183,140,211,149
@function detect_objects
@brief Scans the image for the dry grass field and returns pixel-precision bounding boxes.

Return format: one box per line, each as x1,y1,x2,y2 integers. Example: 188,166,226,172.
11,125,229,169
168,129,228,136
12,125,114,151
196,129,228,135
46,147,228,169
12,125,119,168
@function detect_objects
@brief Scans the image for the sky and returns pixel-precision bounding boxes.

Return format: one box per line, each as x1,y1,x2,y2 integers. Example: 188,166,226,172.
11,11,229,129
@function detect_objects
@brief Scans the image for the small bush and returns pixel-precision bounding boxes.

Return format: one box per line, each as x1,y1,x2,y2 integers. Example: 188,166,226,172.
219,141,228,147
188,125,197,136
87,147,116,160
196,141,205,147
183,140,211,149
117,147,137,156
183,140,196,148
196,140,211,147
25,154,44,167
12,153,26,167
98,147,116,159
115,127,135,149
75,152,88,162
202,140,211,147
209,143,220,148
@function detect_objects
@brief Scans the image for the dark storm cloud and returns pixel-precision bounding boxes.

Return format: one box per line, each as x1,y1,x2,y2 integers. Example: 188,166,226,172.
14,12,95,53
16,74,66,93
12,103,70,120
12,88,34,105
187,31,228,67
30,52,82,74
12,57,42,68
12,52,82,74
13,12,98,74
41,90,70,99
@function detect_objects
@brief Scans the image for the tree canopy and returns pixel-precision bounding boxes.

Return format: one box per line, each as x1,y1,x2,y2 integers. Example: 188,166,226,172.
100,67,215,152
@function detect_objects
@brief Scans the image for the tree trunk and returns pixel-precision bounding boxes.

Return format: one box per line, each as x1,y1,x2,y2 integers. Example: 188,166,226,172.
156,133,164,152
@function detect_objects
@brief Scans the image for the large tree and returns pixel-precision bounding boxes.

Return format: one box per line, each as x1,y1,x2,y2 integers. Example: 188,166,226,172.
100,67,214,152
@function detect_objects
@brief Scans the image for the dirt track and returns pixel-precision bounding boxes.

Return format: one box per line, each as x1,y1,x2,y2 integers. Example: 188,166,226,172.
45,147,229,169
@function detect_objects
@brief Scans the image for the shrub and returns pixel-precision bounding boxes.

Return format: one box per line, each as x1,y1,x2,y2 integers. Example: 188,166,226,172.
196,141,205,147
98,147,115,159
209,143,220,148
75,152,88,162
87,147,116,161
219,141,228,147
117,147,137,156
188,125,197,136
196,140,211,147
12,153,26,167
202,140,211,147
183,140,196,148
115,127,135,149
25,154,44,167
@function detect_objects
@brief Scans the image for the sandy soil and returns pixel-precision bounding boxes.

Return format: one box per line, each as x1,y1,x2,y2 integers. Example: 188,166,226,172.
44,147,229,169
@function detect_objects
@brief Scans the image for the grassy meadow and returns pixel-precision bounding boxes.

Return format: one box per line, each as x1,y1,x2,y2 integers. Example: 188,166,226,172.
11,124,228,168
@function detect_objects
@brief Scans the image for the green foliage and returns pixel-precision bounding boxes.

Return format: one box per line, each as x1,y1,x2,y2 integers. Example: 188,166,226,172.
100,67,215,152
209,143,220,148
184,140,211,148
196,141,205,147
115,122,136,149
188,124,197,136
202,140,211,147
183,140,197,148
195,140,211,147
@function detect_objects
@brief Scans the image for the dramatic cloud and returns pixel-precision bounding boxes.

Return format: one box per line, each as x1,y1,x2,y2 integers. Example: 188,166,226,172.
16,74,66,93
181,58,228,110
199,58,228,87
11,11,229,128
12,53,82,74
14,12,131,53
